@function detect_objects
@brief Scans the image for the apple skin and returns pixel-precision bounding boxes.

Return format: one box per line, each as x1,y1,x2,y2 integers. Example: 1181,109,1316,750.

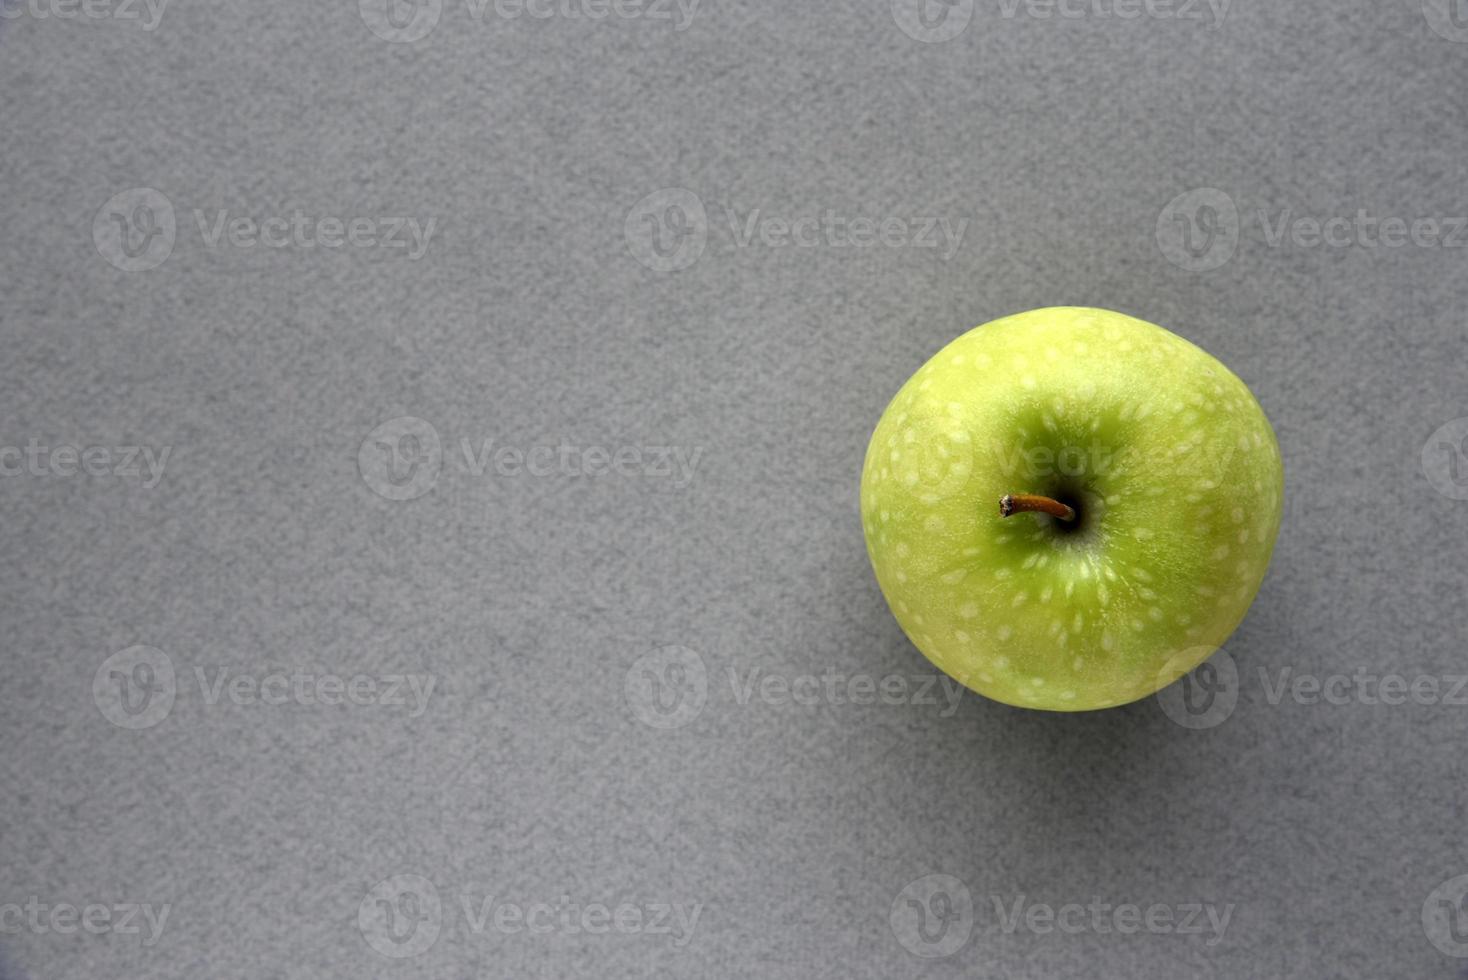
860,308,1283,712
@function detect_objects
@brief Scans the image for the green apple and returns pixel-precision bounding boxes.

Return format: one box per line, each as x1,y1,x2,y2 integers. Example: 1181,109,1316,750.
860,308,1283,712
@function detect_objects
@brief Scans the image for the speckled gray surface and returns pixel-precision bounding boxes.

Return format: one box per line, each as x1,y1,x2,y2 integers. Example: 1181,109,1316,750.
2,2,1467,978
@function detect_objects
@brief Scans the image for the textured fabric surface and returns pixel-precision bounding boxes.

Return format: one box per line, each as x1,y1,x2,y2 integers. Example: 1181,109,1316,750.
1,2,1467,977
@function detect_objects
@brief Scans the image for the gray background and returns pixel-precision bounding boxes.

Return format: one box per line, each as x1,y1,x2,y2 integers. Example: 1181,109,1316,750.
2,0,1467,977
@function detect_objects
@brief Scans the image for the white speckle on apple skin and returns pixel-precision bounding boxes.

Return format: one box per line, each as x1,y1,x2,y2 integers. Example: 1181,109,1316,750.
861,307,1284,713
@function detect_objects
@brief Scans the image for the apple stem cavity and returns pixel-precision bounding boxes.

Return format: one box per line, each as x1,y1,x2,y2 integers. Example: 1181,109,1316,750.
999,493,1076,522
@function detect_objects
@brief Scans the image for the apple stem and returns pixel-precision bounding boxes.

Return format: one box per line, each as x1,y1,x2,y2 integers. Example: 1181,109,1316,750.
999,494,1076,522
